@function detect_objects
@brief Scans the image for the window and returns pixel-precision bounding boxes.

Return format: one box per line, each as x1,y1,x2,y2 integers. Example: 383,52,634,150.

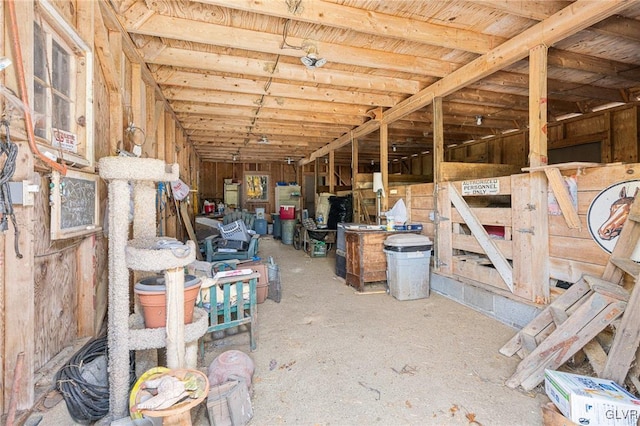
32,1,93,168
33,21,75,142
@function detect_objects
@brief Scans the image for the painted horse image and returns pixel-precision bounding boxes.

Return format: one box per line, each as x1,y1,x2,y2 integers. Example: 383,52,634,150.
598,186,639,240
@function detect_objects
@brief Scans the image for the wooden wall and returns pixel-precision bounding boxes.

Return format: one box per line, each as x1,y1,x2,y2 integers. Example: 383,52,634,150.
446,103,640,166
0,0,198,412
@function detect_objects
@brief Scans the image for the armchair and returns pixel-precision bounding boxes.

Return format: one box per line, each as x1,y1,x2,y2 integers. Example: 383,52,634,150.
204,234,260,262
223,211,255,230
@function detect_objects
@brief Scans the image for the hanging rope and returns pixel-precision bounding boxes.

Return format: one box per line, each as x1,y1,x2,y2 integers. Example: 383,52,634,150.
0,120,22,258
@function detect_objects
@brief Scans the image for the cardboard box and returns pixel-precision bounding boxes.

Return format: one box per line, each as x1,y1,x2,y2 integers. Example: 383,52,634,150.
545,369,640,426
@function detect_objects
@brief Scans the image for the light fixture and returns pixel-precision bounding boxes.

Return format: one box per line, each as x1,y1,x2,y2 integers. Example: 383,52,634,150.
300,50,327,69
371,159,375,166
392,144,397,152
287,157,292,165
232,154,237,162
324,157,329,164
475,115,483,126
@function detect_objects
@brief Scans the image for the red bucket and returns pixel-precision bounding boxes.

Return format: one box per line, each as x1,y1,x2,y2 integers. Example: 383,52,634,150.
279,205,295,220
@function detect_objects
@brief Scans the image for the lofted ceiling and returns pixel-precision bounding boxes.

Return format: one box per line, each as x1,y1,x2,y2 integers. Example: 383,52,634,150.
104,0,640,166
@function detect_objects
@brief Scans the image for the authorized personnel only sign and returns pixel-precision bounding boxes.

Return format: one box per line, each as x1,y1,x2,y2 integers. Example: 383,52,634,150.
461,179,500,195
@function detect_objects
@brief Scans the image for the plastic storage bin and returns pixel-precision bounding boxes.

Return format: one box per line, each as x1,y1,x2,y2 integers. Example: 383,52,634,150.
383,234,432,301
254,218,267,235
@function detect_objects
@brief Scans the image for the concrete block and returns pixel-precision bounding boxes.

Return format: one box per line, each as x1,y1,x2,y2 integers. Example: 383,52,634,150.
463,284,494,314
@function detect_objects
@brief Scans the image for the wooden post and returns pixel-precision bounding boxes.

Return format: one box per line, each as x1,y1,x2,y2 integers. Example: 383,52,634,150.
527,44,550,303
4,0,35,410
380,123,389,212
352,137,359,220
433,97,444,271
329,150,335,193
76,236,97,337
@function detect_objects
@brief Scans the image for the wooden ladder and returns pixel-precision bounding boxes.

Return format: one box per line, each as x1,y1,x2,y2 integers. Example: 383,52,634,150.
501,195,640,390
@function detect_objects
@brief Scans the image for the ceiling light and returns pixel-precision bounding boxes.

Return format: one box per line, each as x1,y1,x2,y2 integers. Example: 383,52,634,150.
370,160,374,166
301,52,327,69
232,154,237,162
287,157,293,165
324,157,329,164
475,115,483,126
392,144,397,152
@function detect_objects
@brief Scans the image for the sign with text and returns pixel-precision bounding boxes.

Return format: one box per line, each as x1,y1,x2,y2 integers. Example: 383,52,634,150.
461,179,500,195
52,128,78,153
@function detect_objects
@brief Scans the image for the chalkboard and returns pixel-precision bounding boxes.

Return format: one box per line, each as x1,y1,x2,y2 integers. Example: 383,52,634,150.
51,170,101,240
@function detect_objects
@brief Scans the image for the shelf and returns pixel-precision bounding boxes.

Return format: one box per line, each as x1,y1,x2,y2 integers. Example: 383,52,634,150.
128,308,209,351
126,238,196,271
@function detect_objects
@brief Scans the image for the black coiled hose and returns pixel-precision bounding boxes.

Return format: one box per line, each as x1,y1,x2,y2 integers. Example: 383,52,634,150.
55,336,109,424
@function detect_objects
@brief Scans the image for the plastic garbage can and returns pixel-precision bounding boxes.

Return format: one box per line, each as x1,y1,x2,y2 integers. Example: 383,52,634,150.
383,234,432,300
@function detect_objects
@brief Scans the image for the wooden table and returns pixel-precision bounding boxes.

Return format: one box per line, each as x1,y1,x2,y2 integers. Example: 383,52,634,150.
344,228,419,291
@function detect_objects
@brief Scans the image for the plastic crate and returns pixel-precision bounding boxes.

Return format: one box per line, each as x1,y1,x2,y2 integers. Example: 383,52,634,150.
218,219,251,242
310,240,327,257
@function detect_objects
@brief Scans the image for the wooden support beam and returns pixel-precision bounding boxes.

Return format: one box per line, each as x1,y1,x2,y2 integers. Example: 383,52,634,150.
433,97,444,269
527,44,551,304
544,167,581,229
380,123,389,212
329,150,335,193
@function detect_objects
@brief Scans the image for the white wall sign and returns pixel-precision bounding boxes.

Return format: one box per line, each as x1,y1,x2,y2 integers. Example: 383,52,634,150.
461,179,500,195
52,128,78,153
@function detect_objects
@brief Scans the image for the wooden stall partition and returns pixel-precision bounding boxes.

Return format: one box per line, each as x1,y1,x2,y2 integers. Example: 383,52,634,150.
546,163,640,284
408,183,435,241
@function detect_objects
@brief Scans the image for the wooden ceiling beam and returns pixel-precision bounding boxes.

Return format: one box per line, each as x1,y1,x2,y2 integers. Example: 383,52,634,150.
172,104,365,126
196,0,505,54
163,87,372,115
155,69,405,107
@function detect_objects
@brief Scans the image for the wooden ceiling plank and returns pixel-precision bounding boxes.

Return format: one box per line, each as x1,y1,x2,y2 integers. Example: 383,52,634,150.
197,0,505,54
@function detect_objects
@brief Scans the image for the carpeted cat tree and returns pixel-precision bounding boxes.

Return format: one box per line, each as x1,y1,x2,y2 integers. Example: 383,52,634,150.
99,157,207,419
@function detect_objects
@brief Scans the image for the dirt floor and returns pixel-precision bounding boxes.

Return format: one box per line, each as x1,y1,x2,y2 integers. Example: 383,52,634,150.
30,236,549,425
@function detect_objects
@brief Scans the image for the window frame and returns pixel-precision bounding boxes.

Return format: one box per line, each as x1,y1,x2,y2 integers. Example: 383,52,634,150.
34,0,94,169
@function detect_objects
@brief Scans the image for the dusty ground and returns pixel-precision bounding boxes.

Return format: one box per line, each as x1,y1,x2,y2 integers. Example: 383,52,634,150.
31,236,548,425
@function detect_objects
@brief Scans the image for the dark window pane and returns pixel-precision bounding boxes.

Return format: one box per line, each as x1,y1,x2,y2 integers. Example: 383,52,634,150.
34,82,46,138
53,95,70,131
52,40,70,96
33,23,46,80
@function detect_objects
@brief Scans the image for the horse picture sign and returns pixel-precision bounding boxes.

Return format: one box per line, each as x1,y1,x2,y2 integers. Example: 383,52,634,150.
587,179,640,254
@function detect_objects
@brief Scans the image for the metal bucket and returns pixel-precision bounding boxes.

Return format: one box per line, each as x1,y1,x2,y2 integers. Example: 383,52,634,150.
281,219,296,245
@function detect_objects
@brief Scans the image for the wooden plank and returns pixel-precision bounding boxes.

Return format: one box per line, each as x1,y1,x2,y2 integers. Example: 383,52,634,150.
444,166,517,188
522,162,602,172
435,183,452,275
451,207,512,226
602,197,640,283
601,275,640,383
549,306,569,326
583,339,608,377
507,293,626,390
179,202,203,261
583,275,629,301
500,278,591,357
76,236,96,338
448,184,513,291
549,235,609,265
452,258,511,292
544,167,581,229
549,257,604,283
452,233,513,259
610,256,640,277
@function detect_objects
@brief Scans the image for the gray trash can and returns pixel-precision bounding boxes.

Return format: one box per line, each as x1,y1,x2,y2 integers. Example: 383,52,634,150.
384,234,432,300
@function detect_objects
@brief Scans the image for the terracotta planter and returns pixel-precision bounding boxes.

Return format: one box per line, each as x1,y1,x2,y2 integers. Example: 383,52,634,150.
134,274,202,328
